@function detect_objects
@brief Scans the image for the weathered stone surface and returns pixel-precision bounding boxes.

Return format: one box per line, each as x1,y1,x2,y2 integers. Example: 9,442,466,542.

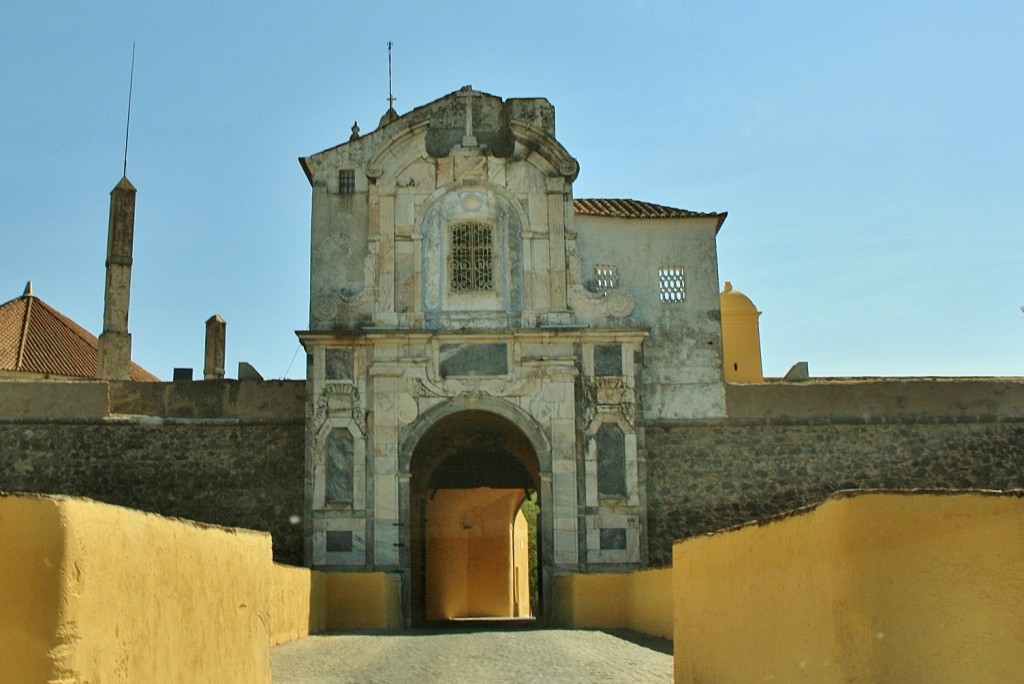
0,419,304,563
438,343,508,377
644,418,1024,566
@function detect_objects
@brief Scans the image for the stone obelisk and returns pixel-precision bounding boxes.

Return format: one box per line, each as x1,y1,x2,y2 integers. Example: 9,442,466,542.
204,315,226,380
96,176,136,380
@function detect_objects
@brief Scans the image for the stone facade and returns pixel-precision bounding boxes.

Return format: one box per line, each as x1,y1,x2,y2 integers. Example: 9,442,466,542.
297,88,730,620
2,87,1022,629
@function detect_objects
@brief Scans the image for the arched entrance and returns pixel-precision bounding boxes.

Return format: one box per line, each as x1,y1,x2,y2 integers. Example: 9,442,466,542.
407,409,542,625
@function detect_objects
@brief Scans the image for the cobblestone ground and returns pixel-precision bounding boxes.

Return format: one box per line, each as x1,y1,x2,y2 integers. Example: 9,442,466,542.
271,628,672,683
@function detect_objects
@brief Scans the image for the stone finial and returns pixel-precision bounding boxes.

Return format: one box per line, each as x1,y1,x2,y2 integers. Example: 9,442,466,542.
350,121,360,141
378,108,399,128
22,281,33,297
237,362,263,381
784,362,810,381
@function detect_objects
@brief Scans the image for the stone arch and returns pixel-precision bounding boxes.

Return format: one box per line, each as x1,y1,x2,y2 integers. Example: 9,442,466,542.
400,397,552,626
399,395,551,476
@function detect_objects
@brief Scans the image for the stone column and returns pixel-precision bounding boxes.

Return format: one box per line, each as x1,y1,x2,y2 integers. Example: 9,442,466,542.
97,176,136,380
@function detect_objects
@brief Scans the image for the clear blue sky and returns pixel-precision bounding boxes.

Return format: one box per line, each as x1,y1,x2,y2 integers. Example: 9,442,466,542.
2,1,1021,379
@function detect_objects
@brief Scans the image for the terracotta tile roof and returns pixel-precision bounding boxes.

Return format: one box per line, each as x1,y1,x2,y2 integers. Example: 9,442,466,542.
0,288,159,382
573,198,727,231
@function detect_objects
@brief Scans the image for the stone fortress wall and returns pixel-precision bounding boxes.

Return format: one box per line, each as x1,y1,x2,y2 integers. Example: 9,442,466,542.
645,378,1024,565
0,379,307,564
2,376,1022,569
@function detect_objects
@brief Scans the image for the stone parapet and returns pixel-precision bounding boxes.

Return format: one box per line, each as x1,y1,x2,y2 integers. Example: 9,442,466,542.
108,379,306,420
727,377,1024,419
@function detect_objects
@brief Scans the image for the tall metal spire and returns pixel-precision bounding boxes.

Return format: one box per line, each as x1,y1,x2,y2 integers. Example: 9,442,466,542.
387,41,396,111
122,42,136,178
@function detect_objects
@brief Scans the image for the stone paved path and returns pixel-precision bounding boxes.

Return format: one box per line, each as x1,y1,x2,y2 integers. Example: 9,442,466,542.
271,628,672,683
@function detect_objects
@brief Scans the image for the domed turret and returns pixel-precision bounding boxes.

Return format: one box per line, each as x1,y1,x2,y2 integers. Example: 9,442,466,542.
720,282,764,383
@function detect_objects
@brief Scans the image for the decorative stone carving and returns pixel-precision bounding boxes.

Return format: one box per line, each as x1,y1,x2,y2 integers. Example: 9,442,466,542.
410,375,540,400
558,159,580,178
605,289,635,318
312,295,341,321
315,383,366,435
581,376,638,430
396,393,419,424
565,242,635,320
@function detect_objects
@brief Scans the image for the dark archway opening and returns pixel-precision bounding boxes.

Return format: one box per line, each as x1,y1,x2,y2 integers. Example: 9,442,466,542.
409,409,541,626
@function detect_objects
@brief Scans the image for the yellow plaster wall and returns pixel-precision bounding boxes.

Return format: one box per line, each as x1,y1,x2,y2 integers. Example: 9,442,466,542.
270,564,327,645
0,495,65,683
0,494,273,684
673,491,1024,684
627,568,674,640
512,508,531,617
552,570,672,639
324,573,403,630
552,574,629,629
425,488,526,620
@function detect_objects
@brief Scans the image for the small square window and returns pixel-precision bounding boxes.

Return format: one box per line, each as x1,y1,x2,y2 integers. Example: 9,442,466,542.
339,170,356,194
595,264,618,290
659,267,685,302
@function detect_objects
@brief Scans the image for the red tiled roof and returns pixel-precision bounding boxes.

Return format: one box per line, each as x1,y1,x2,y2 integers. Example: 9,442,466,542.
0,289,159,382
573,198,727,230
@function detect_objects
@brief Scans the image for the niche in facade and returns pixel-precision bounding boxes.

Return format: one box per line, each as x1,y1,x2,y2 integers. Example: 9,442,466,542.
421,189,524,328
326,428,354,503
596,424,627,499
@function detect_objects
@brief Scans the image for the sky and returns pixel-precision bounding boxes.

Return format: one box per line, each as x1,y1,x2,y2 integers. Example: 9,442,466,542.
1,1,1022,380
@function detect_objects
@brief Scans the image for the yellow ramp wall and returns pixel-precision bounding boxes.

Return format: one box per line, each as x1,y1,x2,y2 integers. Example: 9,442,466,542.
627,568,673,640
271,564,327,645
0,495,66,684
0,494,274,684
324,572,403,630
673,491,1024,684
552,569,673,640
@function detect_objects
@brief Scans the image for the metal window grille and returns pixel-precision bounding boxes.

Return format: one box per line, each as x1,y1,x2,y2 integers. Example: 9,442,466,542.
449,222,494,292
338,170,356,194
595,264,618,290
659,267,685,302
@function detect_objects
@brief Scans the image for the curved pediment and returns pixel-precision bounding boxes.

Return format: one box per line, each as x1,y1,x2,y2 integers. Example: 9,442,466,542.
302,87,578,188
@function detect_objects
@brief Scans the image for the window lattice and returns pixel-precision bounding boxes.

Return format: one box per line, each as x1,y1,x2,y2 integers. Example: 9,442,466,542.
449,222,494,292
338,170,356,194
339,169,356,193
659,267,685,302
595,264,618,290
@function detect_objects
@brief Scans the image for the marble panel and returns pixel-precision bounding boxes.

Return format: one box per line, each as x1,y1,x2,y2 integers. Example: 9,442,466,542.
374,522,399,567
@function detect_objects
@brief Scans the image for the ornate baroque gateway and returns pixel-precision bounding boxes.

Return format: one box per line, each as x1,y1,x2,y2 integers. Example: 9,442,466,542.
297,87,728,624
